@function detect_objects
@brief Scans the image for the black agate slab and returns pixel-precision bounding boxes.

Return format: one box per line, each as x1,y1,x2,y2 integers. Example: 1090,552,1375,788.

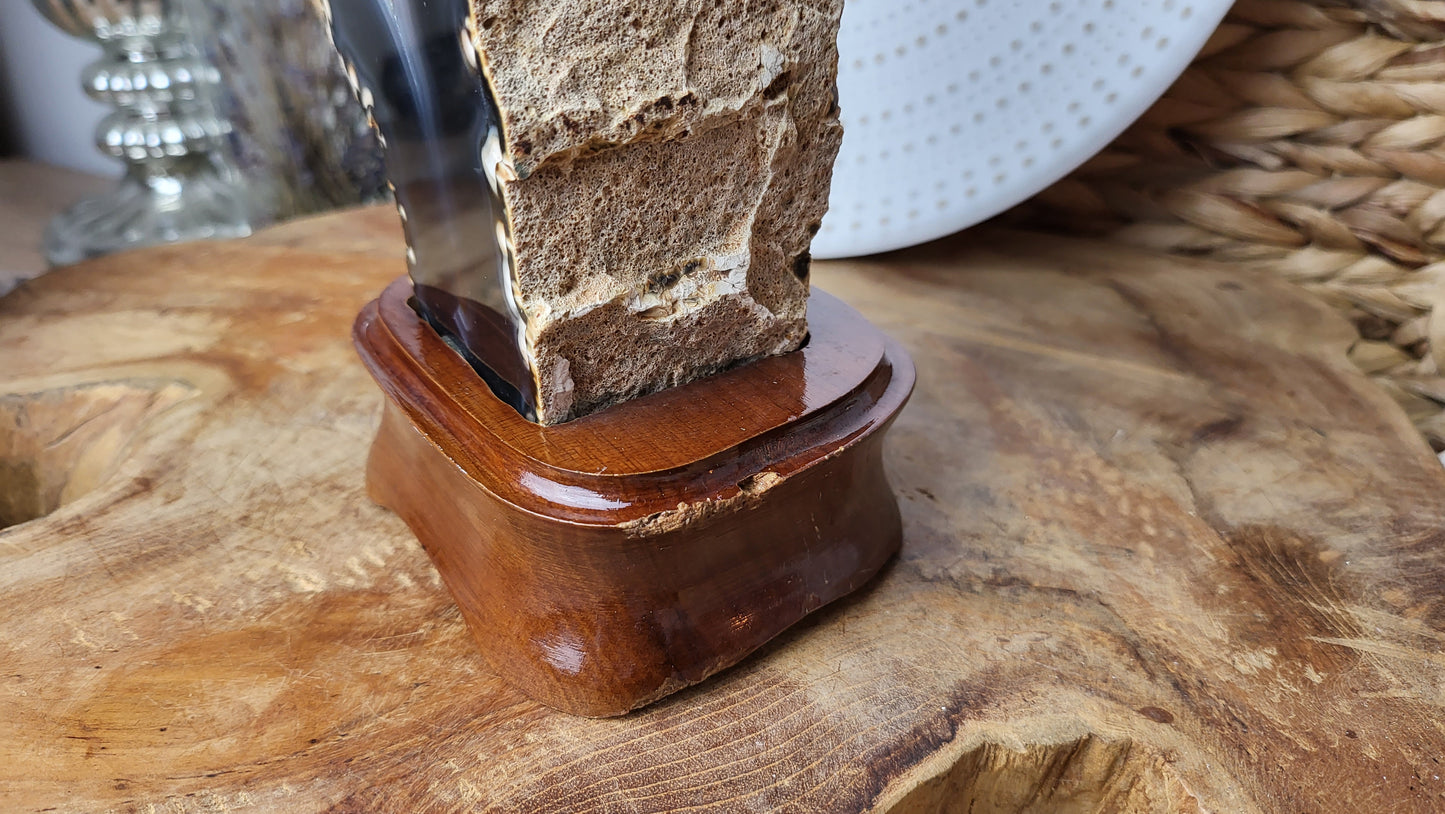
322,0,536,417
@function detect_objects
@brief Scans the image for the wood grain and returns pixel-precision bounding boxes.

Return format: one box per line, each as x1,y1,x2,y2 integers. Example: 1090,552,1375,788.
3,207,1445,811
356,277,911,716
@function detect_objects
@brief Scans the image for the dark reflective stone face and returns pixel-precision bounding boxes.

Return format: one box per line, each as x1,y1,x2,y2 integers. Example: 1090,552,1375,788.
325,0,536,418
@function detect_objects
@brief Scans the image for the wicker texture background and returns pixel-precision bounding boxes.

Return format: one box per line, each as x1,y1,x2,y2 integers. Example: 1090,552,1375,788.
1019,0,1445,447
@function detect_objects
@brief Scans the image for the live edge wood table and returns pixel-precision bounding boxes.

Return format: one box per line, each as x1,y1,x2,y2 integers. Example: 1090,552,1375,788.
4,206,1444,813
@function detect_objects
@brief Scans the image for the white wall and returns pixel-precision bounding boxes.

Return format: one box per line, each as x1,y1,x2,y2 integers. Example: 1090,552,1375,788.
0,0,120,177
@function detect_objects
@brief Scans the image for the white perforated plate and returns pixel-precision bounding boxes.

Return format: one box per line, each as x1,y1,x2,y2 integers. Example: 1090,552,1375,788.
815,0,1232,258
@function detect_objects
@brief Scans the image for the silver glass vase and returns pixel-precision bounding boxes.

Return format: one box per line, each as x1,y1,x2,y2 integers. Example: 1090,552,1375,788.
31,0,251,265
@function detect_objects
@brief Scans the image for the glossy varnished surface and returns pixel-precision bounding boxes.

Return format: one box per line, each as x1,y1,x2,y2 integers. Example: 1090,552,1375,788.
355,276,893,515
4,207,1445,810
356,274,911,715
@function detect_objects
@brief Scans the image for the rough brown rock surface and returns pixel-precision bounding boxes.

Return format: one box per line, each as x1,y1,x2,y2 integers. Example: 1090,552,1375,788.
474,0,844,423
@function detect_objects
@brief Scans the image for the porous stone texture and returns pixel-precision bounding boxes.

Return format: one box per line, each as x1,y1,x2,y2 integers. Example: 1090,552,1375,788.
474,0,844,423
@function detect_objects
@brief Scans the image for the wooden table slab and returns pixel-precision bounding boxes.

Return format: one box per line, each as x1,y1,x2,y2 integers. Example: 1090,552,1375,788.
3,207,1444,812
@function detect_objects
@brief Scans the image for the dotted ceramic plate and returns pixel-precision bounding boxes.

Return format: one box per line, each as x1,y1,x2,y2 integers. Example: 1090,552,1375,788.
815,0,1233,258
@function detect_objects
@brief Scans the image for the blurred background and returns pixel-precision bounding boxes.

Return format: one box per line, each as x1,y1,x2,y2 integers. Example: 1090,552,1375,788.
0,0,384,276
0,2,114,176
1,0,385,195
0,0,1231,269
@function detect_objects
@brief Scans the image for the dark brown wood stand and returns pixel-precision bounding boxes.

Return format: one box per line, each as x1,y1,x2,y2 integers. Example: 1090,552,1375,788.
353,276,915,716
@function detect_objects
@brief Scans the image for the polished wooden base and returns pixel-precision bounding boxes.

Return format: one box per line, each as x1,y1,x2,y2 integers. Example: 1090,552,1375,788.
353,277,915,716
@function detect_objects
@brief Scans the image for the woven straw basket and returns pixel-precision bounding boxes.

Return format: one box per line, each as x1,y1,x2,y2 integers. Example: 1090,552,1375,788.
1020,0,1445,448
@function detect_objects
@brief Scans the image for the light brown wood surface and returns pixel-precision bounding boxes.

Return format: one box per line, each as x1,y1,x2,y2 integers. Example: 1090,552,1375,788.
3,207,1444,812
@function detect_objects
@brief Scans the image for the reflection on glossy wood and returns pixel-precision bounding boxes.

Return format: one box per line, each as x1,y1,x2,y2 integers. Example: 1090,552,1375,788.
355,276,914,716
